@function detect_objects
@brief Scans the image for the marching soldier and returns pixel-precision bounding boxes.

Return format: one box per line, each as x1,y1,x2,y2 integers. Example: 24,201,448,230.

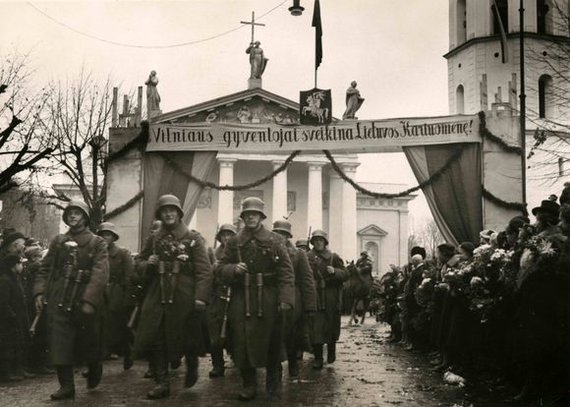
33,201,109,400
295,239,310,252
133,194,212,399
307,230,348,369
96,222,135,370
207,223,237,378
215,197,294,401
272,220,317,378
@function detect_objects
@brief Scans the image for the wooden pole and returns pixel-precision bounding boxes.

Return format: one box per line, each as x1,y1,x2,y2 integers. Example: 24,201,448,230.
519,0,527,205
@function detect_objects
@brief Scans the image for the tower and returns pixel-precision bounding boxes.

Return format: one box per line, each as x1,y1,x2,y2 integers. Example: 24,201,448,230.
445,0,570,208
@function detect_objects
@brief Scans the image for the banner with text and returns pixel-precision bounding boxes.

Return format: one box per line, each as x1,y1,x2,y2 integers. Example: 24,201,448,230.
146,114,480,153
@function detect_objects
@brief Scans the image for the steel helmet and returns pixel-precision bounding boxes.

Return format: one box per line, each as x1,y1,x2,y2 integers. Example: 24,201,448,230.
97,222,120,241
155,194,184,219
272,220,292,238
240,197,267,219
310,229,329,245
63,200,90,226
295,239,309,248
216,223,237,242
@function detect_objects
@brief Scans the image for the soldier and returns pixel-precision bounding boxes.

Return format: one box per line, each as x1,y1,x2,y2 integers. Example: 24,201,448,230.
97,222,135,370
215,197,294,401
295,239,310,252
272,220,317,378
307,230,348,369
133,194,212,399
207,223,237,378
33,201,109,400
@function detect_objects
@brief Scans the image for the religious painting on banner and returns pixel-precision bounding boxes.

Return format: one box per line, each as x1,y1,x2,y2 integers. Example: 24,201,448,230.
300,88,332,125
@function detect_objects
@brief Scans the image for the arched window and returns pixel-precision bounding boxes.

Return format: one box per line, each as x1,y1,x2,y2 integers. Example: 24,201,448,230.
456,84,465,114
493,0,509,35
538,74,553,118
537,0,551,34
457,0,467,44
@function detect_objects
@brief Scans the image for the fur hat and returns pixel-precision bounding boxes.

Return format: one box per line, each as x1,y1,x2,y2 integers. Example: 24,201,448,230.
0,231,25,252
459,241,475,257
410,246,427,259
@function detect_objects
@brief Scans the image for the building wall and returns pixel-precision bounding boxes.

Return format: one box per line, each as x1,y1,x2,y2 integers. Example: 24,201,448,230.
447,0,570,212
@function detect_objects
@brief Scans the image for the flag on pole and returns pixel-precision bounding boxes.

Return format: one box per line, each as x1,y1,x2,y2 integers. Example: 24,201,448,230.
492,0,509,63
312,0,323,70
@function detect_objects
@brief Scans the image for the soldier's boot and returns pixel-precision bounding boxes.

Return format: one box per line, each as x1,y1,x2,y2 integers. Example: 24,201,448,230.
238,367,257,401
288,352,300,377
209,346,225,378
147,353,170,399
86,362,103,389
327,342,336,364
51,365,75,400
312,344,324,370
266,363,282,397
184,354,199,388
143,360,154,379
123,346,133,371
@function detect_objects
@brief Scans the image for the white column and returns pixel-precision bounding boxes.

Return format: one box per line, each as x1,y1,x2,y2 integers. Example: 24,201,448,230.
307,162,324,230
341,163,359,261
328,170,344,253
272,160,288,223
399,208,409,266
188,209,198,230
217,158,237,225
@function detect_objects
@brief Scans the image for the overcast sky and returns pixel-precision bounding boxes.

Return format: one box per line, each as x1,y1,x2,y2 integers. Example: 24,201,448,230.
0,0,450,232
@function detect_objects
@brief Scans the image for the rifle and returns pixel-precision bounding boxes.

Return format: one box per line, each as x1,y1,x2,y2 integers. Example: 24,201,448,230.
66,269,89,313
58,241,78,310
213,224,220,250
29,310,42,337
307,226,312,248
237,244,251,318
256,272,263,318
219,286,232,340
158,261,166,304
168,260,180,304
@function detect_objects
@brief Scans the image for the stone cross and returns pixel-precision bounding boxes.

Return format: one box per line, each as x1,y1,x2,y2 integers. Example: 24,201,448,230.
240,11,265,43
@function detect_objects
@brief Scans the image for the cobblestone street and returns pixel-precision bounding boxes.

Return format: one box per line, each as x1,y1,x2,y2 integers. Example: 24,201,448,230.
0,317,477,407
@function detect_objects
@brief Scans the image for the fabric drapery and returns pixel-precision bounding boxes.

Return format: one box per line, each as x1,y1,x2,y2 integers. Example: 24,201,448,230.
142,151,217,243
404,143,482,245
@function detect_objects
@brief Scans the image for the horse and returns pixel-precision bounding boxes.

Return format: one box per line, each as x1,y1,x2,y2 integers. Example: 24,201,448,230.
302,92,329,124
346,256,374,325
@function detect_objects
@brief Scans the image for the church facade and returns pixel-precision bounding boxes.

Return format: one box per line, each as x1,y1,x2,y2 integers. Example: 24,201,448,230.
107,86,414,275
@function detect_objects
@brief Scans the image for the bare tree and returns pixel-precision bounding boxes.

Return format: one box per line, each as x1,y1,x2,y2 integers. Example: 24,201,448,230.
0,51,54,193
45,69,114,229
417,219,444,259
526,1,570,184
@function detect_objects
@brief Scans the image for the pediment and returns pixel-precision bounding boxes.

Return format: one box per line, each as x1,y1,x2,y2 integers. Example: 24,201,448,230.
357,224,388,237
154,88,300,126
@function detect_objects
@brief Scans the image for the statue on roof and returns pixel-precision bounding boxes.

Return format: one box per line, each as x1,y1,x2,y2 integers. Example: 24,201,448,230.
246,41,268,79
342,81,365,120
145,70,161,112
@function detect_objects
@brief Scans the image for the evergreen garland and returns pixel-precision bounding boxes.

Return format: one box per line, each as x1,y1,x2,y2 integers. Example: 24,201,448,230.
323,148,464,199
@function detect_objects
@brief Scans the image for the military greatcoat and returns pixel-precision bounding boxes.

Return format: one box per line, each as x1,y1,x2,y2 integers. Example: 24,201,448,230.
285,241,317,352
133,223,212,363
34,228,109,365
215,225,295,368
206,245,229,348
307,248,348,345
103,243,134,354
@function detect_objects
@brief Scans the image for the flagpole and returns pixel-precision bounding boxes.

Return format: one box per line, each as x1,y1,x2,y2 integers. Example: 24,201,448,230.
519,0,527,206
315,68,317,88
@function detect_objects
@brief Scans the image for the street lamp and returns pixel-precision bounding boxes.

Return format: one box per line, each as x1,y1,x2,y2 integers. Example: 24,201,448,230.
288,0,304,16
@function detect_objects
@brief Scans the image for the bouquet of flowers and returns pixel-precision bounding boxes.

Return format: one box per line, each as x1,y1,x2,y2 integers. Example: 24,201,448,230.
156,236,195,263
